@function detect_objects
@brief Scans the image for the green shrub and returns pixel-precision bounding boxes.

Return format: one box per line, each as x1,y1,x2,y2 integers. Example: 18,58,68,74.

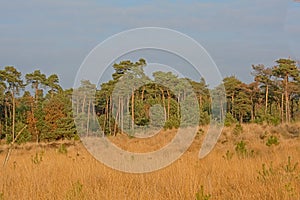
222,150,234,160
224,113,237,127
235,140,254,158
31,152,44,165
265,114,280,126
57,144,68,154
163,118,180,129
283,156,298,173
66,181,84,200
235,140,247,156
199,111,210,125
257,162,274,182
233,123,243,136
266,135,279,147
195,185,211,200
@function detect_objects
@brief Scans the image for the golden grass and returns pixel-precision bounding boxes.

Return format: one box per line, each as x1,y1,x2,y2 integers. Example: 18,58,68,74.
0,124,300,200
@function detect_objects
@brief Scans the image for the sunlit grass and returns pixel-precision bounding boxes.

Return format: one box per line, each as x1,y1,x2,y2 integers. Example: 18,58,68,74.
0,124,299,199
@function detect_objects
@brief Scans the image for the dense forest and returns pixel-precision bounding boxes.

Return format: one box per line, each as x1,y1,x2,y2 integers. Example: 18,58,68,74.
0,57,300,143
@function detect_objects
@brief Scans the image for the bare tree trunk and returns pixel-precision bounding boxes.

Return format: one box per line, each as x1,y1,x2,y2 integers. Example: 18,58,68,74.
109,95,113,134
12,91,15,141
76,97,79,115
4,99,8,134
121,97,124,133
114,109,119,136
265,84,268,115
167,90,170,120
285,76,290,123
86,100,91,136
81,95,86,113
131,89,135,131
281,93,284,123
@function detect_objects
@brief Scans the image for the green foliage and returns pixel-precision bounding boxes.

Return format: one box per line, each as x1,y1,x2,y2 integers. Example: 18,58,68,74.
224,112,237,127
149,104,165,128
195,185,211,200
265,114,280,126
222,150,234,160
55,114,77,140
235,140,254,158
257,162,275,182
235,140,247,157
31,152,44,165
233,123,243,136
164,117,180,129
15,121,31,144
284,182,296,198
266,135,279,147
283,156,298,173
199,111,210,126
66,180,84,200
57,144,68,154
1,58,300,143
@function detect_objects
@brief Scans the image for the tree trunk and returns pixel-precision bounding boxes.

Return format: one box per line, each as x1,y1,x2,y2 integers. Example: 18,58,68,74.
4,99,8,134
281,93,284,123
86,99,91,136
12,91,15,141
177,94,180,119
167,90,170,120
121,97,124,134
103,97,109,136
109,95,113,134
114,108,119,136
141,86,145,100
160,89,167,122
285,75,290,123
82,95,86,113
265,84,268,115
131,89,135,131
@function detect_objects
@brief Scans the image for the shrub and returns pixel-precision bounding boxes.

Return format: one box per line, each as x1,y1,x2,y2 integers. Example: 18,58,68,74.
66,181,84,200
163,118,180,129
57,144,68,154
257,162,275,182
222,150,233,160
235,140,254,158
199,111,210,126
283,156,298,173
31,152,44,165
265,114,280,126
195,185,211,200
233,123,243,136
235,140,247,157
266,135,279,147
224,113,237,127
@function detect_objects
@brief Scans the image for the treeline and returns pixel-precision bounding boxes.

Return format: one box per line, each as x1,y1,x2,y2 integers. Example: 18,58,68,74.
0,67,77,144
1,57,300,143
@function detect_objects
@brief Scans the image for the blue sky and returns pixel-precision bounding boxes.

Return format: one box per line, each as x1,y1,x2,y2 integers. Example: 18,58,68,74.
0,0,299,88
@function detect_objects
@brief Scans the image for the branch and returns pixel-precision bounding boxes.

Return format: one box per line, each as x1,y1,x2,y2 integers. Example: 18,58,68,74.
2,125,28,167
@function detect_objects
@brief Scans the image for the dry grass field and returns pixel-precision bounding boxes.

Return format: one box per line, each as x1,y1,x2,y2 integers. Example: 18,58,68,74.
0,124,300,200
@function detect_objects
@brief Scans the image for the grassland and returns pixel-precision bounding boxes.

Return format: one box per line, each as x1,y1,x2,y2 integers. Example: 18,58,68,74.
0,124,300,200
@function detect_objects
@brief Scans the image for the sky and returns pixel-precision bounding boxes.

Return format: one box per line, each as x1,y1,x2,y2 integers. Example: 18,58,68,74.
0,0,299,89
